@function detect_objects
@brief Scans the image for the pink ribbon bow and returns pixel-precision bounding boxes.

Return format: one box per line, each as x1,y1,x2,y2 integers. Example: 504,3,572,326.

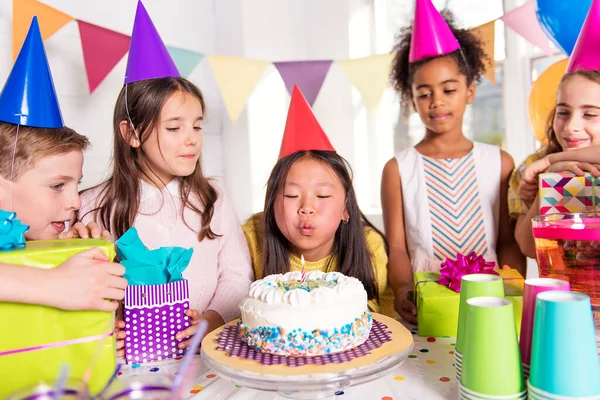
438,252,498,293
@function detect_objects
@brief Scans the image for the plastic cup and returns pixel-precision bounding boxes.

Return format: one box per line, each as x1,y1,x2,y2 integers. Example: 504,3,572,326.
529,291,600,398
100,375,173,400
455,274,505,378
5,380,89,400
460,297,524,396
459,383,527,399
520,278,571,372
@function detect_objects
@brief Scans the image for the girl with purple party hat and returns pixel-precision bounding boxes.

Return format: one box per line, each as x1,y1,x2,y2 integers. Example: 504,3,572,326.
78,1,253,357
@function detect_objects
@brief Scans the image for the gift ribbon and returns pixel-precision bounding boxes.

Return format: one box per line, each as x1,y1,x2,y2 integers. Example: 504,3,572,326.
438,252,498,293
0,331,114,356
0,209,29,251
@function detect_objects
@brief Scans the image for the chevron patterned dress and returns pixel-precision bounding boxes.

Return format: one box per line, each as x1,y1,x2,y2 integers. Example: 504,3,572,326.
422,152,488,261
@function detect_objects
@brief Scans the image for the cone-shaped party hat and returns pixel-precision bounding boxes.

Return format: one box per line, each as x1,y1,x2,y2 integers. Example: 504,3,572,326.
409,0,460,62
567,0,600,72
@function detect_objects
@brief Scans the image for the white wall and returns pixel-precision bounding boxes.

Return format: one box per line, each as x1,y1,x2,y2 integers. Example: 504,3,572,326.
0,0,393,225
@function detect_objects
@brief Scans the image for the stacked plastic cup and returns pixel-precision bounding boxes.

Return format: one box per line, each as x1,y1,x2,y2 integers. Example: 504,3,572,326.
455,274,505,380
459,297,526,400
528,291,600,399
519,278,570,379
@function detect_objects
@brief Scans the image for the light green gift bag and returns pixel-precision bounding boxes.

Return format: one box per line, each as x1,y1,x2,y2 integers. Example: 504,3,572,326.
0,239,117,398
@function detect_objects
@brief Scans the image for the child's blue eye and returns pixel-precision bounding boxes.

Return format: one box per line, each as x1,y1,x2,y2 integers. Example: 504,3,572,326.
50,184,64,191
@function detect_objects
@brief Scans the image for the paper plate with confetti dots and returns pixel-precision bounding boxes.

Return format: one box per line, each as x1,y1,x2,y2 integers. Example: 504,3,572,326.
201,313,413,399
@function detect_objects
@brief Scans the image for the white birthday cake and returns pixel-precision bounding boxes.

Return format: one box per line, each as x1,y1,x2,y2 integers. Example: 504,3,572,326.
238,270,372,356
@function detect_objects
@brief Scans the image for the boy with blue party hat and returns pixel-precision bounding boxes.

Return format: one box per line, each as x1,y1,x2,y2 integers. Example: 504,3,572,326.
0,17,126,311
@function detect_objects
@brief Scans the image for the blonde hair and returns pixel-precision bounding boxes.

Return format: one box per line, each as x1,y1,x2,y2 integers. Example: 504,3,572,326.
0,122,89,181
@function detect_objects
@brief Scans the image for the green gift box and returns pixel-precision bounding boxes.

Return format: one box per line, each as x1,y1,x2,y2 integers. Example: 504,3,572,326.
414,269,523,337
0,239,117,398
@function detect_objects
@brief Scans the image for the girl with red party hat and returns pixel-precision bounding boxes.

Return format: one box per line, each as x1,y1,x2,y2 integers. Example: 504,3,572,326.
382,0,524,323
512,0,600,258
243,86,395,317
78,1,253,356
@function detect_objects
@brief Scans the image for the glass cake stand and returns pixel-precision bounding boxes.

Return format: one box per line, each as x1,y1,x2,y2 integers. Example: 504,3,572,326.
202,346,411,399
200,314,413,400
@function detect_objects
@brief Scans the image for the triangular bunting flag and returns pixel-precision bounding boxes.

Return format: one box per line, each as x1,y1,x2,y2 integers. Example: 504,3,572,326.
207,55,270,124
167,46,205,78
336,53,394,115
77,21,131,93
469,21,497,84
13,0,74,60
501,1,552,56
273,60,332,106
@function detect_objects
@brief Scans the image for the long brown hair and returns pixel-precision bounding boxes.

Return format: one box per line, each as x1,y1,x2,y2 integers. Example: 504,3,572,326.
81,77,219,241
540,70,600,157
262,150,384,301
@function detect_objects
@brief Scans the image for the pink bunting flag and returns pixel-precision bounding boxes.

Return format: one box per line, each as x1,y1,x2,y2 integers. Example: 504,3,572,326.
501,1,553,56
77,20,131,93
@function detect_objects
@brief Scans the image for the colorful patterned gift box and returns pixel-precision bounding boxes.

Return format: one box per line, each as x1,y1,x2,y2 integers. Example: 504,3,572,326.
414,268,524,337
116,227,193,365
539,172,600,215
0,238,117,398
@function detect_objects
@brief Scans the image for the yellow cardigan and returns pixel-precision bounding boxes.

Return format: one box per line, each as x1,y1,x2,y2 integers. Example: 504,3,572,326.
242,213,395,318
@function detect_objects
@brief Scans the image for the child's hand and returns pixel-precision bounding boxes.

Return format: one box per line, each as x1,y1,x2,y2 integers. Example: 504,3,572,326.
44,248,127,312
546,161,600,177
59,221,111,241
395,287,417,325
114,319,126,358
518,179,538,202
175,309,224,352
522,157,552,186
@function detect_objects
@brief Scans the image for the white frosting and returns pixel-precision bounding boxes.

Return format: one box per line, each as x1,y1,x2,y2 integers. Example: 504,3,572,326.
239,270,368,332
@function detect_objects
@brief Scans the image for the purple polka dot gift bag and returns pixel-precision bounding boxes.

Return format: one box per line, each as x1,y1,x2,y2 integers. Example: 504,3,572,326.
117,228,193,365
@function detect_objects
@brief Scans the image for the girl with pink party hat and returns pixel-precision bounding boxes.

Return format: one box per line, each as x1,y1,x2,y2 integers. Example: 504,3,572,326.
78,2,253,356
382,0,524,323
243,86,396,317
511,0,600,258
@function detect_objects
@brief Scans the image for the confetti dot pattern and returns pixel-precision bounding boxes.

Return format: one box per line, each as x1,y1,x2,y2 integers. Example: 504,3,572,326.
215,320,392,367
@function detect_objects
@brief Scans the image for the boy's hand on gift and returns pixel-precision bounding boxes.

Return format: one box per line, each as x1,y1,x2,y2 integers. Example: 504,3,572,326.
59,221,112,241
114,319,126,358
395,287,417,325
176,309,224,352
45,248,127,312
546,161,600,177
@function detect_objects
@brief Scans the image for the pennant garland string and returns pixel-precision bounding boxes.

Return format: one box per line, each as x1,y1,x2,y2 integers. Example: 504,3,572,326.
11,0,554,121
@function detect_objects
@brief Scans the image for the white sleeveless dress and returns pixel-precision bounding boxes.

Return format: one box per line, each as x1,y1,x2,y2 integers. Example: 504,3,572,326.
395,142,501,272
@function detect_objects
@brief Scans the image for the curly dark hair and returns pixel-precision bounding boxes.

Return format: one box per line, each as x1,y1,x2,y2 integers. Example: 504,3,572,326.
390,10,490,115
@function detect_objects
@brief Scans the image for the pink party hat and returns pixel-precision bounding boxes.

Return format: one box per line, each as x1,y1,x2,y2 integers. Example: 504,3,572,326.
409,0,460,62
124,1,179,84
567,0,600,72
